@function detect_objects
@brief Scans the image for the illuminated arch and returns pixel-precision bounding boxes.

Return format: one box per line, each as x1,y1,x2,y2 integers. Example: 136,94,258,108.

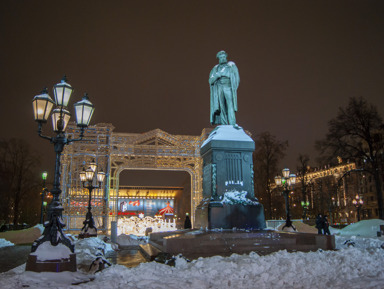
61,123,209,232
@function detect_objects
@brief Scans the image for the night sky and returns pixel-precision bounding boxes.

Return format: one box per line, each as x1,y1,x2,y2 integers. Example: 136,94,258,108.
1,1,384,185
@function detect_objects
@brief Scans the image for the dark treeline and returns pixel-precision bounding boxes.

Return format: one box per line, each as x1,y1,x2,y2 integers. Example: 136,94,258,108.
0,138,42,227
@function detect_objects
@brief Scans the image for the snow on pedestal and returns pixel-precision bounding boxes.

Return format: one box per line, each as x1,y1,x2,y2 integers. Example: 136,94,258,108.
30,241,72,261
219,191,260,205
201,125,253,148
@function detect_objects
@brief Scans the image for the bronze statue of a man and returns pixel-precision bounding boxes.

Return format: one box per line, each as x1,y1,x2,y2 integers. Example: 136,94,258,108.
209,51,240,125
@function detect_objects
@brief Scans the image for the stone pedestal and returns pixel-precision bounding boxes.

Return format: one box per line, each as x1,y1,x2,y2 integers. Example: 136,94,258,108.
25,253,77,272
78,232,97,239
195,202,265,230
195,125,266,230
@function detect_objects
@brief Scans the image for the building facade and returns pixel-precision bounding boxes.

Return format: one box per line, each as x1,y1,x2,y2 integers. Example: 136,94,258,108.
275,162,383,224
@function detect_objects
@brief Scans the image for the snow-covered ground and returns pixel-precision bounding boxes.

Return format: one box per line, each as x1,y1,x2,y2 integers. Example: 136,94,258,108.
0,238,14,248
0,220,383,289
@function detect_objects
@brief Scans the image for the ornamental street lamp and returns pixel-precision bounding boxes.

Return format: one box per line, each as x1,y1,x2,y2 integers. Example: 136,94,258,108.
275,168,297,231
352,194,363,222
27,76,94,272
301,200,310,220
39,171,48,224
328,197,338,224
79,161,105,238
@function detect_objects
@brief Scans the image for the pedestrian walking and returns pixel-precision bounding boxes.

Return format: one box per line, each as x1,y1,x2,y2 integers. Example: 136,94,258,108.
315,213,324,234
184,214,192,229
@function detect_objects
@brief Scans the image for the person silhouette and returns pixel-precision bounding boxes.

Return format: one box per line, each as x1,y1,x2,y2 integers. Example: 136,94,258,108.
323,215,331,235
315,213,324,234
184,214,192,229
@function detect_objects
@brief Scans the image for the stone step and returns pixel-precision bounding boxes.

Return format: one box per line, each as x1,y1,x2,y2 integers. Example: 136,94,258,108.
139,243,162,261
145,230,335,260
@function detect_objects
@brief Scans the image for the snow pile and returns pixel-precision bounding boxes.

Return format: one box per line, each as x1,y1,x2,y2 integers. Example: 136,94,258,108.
335,235,384,250
220,191,259,205
116,234,148,247
23,270,96,287
0,220,384,288
1,247,384,288
34,224,45,234
332,219,384,238
0,238,14,248
75,237,114,271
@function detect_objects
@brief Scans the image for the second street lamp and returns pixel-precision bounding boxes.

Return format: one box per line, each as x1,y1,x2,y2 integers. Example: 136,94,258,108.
301,200,310,220
275,168,297,231
352,194,363,222
40,171,48,224
79,161,105,238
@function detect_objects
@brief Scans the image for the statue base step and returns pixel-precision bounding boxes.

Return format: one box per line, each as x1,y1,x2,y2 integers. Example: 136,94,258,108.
140,230,336,261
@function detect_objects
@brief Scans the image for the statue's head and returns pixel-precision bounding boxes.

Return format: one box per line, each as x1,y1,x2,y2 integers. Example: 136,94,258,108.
216,50,228,64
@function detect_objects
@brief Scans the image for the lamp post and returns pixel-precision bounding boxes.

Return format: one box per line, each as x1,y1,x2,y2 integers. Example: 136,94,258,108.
27,76,94,272
275,168,297,231
328,197,338,224
39,171,48,224
352,194,363,222
79,161,105,238
301,200,310,220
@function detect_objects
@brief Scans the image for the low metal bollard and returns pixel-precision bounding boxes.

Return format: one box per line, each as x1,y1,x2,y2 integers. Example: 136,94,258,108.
111,221,117,243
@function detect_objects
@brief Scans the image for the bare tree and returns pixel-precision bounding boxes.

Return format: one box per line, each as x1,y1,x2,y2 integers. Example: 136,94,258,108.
253,132,288,219
0,139,41,226
296,154,310,218
316,96,384,219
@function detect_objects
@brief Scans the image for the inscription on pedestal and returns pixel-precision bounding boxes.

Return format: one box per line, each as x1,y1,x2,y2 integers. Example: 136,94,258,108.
225,152,243,188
